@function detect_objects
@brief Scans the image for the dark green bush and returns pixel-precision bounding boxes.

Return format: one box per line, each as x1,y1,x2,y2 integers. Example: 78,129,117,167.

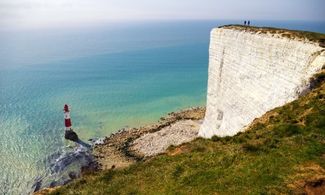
172,165,185,179
242,140,263,152
100,170,115,181
211,135,222,142
274,124,303,137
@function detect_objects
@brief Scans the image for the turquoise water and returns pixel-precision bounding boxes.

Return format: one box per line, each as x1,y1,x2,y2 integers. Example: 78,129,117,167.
1,20,325,194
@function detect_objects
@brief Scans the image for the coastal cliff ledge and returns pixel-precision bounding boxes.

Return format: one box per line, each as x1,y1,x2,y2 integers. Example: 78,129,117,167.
221,25,325,46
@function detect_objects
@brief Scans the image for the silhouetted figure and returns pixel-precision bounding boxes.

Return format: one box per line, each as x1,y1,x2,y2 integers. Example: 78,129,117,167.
248,20,250,26
244,21,247,25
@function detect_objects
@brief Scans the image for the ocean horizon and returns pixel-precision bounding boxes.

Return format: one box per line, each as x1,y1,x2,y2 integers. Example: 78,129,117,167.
1,20,325,194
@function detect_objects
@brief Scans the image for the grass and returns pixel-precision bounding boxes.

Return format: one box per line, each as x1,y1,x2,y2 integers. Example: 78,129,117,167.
220,25,325,46
49,79,325,194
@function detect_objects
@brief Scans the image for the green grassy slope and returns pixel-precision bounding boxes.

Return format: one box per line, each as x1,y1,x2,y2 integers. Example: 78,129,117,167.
50,73,325,195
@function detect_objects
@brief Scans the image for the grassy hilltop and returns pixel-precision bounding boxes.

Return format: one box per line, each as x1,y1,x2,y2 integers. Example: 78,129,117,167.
47,71,325,194
221,25,325,47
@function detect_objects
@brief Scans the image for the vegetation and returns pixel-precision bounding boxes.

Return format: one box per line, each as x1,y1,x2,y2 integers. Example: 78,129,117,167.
49,76,324,194
221,25,325,46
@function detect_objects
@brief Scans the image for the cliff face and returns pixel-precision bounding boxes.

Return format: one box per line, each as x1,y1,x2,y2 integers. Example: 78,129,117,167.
199,26,325,138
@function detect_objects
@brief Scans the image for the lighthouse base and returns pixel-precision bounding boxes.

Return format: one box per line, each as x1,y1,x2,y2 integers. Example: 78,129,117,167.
65,129,79,142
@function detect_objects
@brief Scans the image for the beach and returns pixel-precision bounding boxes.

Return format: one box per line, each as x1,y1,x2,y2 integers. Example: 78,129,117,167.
92,107,205,170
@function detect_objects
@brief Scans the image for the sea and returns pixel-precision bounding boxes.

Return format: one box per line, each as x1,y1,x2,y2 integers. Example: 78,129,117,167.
0,20,324,194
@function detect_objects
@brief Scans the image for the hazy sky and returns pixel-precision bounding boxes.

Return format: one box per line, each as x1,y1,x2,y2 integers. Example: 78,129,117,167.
1,0,324,29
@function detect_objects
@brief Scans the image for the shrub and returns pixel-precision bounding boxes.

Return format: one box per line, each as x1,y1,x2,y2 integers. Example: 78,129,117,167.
100,170,115,181
242,137,279,152
315,116,325,128
274,124,303,137
172,165,185,179
309,71,325,89
232,135,247,144
211,135,222,142
192,146,206,153
242,140,263,152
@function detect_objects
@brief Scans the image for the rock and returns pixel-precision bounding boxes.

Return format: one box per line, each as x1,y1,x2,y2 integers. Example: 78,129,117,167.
32,179,42,192
199,26,325,138
65,130,79,142
92,107,205,170
131,120,201,157
68,172,77,180
305,178,325,195
95,138,105,145
49,181,58,188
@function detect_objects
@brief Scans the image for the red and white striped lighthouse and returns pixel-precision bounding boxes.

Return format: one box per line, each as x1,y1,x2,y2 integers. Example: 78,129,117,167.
64,104,72,131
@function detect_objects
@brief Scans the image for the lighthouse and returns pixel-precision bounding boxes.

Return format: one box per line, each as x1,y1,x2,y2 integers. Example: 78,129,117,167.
64,104,72,130
64,104,79,142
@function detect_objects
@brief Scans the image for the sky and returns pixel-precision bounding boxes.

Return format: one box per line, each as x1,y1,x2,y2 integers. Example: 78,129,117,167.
0,0,324,30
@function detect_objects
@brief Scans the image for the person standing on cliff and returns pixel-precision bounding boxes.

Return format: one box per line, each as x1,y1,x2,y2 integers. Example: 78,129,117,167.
244,21,247,25
248,20,250,26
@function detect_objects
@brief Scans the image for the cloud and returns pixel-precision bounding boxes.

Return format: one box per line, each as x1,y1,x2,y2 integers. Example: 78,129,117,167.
1,0,324,30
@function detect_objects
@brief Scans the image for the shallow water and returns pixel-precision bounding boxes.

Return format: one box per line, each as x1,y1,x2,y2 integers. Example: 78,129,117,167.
0,20,324,194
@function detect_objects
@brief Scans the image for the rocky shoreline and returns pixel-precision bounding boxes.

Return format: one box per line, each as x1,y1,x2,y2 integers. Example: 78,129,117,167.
92,106,205,170
35,107,205,194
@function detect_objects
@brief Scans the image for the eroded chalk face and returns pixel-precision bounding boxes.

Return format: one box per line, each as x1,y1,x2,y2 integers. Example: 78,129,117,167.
199,27,325,138
217,109,223,120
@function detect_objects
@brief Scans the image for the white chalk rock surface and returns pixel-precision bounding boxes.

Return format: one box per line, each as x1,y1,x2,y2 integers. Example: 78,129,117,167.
199,27,325,138
132,120,201,157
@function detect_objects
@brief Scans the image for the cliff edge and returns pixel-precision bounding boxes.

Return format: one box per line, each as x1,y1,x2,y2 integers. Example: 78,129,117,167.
199,25,325,138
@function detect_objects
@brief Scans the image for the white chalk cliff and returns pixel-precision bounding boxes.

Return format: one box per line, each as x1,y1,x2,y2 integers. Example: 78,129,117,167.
199,26,325,138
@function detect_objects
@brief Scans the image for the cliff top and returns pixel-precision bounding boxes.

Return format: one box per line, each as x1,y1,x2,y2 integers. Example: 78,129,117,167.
219,25,325,47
